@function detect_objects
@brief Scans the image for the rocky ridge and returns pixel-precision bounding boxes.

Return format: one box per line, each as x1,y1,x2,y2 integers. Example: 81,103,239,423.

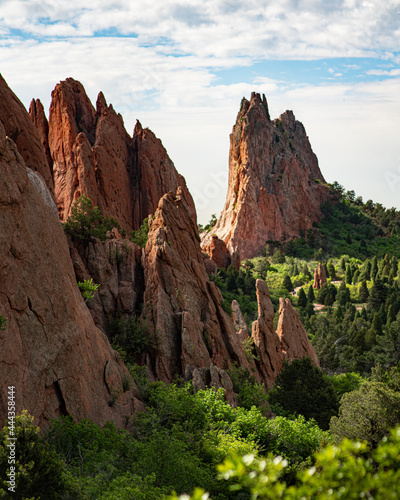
0,75,321,426
44,77,195,230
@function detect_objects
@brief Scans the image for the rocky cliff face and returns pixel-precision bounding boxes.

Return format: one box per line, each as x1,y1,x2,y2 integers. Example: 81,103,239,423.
143,188,255,383
0,75,54,193
202,92,329,262
0,120,142,427
45,78,195,230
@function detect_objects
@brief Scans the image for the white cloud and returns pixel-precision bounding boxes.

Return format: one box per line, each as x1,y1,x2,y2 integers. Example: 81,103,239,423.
1,2,400,222
366,68,400,76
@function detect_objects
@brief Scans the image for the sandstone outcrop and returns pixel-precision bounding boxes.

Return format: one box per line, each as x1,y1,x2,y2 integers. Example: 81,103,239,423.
0,121,141,427
251,280,284,386
313,262,327,290
143,188,254,383
202,235,231,269
0,74,53,192
202,92,329,261
277,298,320,367
69,236,144,334
44,77,195,230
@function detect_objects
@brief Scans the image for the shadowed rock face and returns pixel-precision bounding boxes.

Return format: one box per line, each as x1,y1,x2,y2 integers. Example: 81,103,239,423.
143,188,254,383
45,78,195,230
0,74,54,193
0,120,142,427
202,92,329,261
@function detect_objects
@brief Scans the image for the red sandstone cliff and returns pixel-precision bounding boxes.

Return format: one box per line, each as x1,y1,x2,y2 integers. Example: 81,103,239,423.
202,92,329,262
0,120,142,427
44,77,195,230
0,75,53,193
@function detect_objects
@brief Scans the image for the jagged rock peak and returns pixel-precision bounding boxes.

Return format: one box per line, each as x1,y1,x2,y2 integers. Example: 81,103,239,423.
143,187,253,383
201,92,329,262
277,298,320,368
43,77,196,230
0,74,54,193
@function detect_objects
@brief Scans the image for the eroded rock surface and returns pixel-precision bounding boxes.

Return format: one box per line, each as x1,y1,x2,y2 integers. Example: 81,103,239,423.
202,92,329,261
0,74,53,192
45,78,195,230
143,188,253,383
0,121,140,427
277,298,320,367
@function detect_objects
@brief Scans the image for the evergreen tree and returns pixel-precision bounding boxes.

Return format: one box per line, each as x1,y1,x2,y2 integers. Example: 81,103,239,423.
370,256,378,281
297,288,307,308
302,264,311,280
327,262,336,280
283,275,294,292
337,280,351,306
271,249,285,264
345,264,353,285
307,284,315,303
324,293,335,307
368,278,387,311
358,281,369,302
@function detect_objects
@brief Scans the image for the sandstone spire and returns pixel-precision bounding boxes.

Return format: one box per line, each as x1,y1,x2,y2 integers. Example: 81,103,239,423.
202,92,329,262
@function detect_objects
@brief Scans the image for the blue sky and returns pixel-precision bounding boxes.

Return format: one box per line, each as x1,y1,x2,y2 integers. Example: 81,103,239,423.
1,0,400,223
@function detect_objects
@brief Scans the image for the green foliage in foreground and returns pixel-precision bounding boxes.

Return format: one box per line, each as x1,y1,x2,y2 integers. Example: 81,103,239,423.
0,411,69,499
170,426,400,500
0,382,329,500
64,195,120,244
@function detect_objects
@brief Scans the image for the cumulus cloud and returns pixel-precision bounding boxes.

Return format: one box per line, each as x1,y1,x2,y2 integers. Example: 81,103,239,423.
1,1,400,221
1,0,400,61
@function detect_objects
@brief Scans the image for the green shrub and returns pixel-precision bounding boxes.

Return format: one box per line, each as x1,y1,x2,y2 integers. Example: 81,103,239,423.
107,316,153,362
227,365,268,411
268,358,339,430
0,411,70,499
78,278,100,302
0,315,6,331
130,217,149,248
64,195,120,243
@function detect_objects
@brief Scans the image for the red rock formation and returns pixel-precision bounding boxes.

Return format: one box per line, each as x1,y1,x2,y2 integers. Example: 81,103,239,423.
202,235,231,269
202,92,329,261
0,74,53,193
277,298,320,367
313,262,327,290
45,78,195,230
143,188,254,383
69,236,144,333
0,120,142,427
231,299,249,342
251,280,320,386
251,280,284,386
29,98,53,172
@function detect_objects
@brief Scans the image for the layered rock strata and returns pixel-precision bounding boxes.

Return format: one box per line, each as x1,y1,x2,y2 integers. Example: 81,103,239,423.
202,92,329,261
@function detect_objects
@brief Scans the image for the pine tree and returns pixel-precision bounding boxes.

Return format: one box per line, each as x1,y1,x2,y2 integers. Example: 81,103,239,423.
297,288,307,308
283,274,294,292
345,264,353,285
307,284,315,303
358,280,369,302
